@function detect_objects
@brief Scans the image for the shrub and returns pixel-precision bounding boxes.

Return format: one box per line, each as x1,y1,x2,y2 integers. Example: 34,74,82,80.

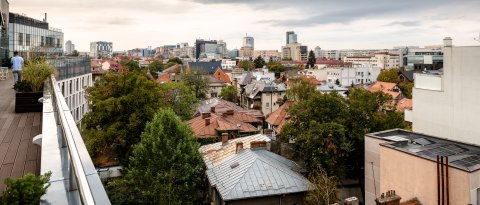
0,172,52,205
23,59,55,92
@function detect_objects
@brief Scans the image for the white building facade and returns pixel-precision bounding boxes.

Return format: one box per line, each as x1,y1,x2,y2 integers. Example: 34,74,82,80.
408,38,480,145
90,41,113,59
57,73,93,124
325,65,381,87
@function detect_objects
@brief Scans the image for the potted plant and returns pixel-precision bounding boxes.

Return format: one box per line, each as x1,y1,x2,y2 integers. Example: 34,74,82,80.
14,58,55,113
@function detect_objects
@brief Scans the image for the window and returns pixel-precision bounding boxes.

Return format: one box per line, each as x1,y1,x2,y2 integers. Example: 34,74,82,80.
26,34,30,46
211,93,217,98
41,36,45,46
266,102,270,107
18,33,23,46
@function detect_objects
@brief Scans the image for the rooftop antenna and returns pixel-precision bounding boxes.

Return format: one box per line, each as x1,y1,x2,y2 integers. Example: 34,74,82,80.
475,32,480,43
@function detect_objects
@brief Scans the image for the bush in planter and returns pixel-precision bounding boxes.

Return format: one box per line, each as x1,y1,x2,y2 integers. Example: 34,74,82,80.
0,172,52,205
22,59,56,92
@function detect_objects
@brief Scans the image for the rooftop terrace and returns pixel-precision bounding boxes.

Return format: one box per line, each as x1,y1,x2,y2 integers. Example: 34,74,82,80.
367,129,480,172
0,72,41,192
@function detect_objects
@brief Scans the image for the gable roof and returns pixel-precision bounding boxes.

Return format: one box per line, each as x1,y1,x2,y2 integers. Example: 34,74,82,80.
399,70,414,82
195,98,263,118
186,61,222,74
396,98,412,112
266,101,294,134
205,149,310,201
214,68,232,84
187,113,259,138
369,81,401,99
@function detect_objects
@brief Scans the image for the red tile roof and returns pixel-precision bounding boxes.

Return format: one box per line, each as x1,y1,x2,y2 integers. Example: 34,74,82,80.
266,101,294,134
156,73,171,84
396,98,412,112
370,81,401,99
213,68,232,84
187,113,259,138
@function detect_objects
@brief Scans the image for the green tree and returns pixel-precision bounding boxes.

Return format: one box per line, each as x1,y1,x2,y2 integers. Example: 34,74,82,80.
219,85,237,102
120,59,141,72
286,78,317,101
376,69,400,83
107,109,205,205
159,82,198,120
82,71,163,161
167,57,183,65
181,70,210,100
307,50,316,68
71,50,80,56
238,60,254,71
0,172,52,205
305,167,338,205
147,60,164,79
267,61,285,77
253,55,266,68
398,82,413,99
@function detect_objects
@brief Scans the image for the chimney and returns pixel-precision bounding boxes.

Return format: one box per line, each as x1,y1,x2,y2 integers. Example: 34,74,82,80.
44,13,47,22
236,142,244,153
205,118,210,126
201,112,211,119
226,109,234,115
211,106,216,113
375,190,401,205
221,133,229,145
250,141,267,149
443,37,452,47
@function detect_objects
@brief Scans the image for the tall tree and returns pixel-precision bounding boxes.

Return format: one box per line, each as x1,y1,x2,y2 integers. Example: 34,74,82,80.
82,71,163,161
307,50,316,68
253,55,266,68
181,70,210,100
167,57,183,65
147,60,164,78
219,85,237,102
376,69,400,83
305,167,339,205
120,59,141,72
238,60,254,71
267,61,285,77
107,109,205,205
159,82,198,120
286,78,317,101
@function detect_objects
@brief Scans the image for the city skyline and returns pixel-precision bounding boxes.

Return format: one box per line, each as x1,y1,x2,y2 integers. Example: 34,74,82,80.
12,0,480,51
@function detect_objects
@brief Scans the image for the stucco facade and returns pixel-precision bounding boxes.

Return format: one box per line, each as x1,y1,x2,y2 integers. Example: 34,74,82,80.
410,38,480,145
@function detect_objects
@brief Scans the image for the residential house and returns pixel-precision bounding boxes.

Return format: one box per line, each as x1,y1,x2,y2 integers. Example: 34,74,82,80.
326,65,381,87
156,64,182,84
213,68,232,84
200,134,311,205
266,101,293,138
206,75,228,98
194,98,263,119
369,81,402,101
187,109,261,139
365,129,480,205
242,78,287,117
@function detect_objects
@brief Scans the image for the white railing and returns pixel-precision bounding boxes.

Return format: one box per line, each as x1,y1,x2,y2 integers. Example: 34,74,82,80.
40,76,110,204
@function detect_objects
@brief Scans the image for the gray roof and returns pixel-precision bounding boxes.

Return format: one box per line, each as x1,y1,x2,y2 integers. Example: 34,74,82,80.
186,61,222,74
368,129,480,172
206,149,311,201
319,83,348,92
244,80,286,99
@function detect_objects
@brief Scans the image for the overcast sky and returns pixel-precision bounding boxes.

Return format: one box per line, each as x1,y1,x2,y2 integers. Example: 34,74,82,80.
11,0,480,51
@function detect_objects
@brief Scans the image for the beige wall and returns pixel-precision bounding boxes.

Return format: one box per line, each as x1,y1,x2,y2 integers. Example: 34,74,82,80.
365,136,386,205
261,91,285,117
379,146,472,205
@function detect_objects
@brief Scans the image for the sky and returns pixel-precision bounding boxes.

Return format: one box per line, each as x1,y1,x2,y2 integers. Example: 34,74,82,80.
10,0,480,52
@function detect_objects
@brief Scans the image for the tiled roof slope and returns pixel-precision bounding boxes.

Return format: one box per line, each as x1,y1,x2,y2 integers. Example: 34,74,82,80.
195,98,263,118
187,113,259,138
205,149,311,201
266,101,293,134
199,134,271,168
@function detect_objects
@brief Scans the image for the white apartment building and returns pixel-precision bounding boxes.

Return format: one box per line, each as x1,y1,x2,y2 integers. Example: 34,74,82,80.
90,41,113,59
221,59,236,69
58,73,93,124
325,65,381,87
344,52,400,69
407,37,480,145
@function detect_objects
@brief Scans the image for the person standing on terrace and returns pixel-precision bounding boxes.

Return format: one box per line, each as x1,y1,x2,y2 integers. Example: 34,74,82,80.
11,51,24,84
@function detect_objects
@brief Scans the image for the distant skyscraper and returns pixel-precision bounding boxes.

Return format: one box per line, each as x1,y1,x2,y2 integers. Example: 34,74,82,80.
195,39,217,59
65,40,75,55
243,36,254,49
286,31,297,44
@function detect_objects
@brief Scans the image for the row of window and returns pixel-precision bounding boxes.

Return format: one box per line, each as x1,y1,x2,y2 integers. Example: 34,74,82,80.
17,32,61,47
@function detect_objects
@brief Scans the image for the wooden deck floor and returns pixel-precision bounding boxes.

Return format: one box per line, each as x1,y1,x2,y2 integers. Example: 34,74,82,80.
0,71,41,192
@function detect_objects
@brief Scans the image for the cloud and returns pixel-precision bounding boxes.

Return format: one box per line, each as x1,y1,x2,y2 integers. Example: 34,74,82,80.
384,21,421,27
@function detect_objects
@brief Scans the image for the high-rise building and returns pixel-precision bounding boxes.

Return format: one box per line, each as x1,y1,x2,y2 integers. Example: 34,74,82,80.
286,31,297,44
281,43,307,61
243,36,254,49
90,41,113,59
8,13,64,58
195,39,217,59
65,40,75,55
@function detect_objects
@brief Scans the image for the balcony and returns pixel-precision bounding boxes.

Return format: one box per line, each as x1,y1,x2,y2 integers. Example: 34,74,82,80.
40,76,110,204
414,73,443,91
